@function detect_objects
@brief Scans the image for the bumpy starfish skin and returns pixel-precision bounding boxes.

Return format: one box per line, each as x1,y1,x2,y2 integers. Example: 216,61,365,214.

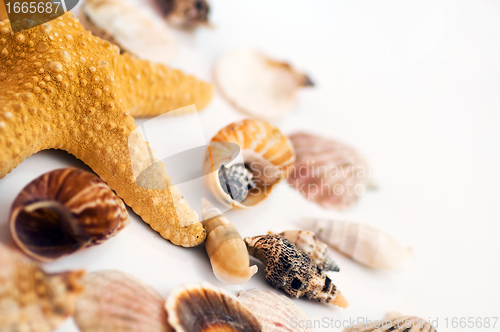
0,14,210,246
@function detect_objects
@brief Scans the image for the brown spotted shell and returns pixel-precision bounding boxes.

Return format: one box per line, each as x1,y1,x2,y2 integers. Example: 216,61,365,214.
155,0,210,29
344,312,437,332
0,243,85,332
9,168,129,262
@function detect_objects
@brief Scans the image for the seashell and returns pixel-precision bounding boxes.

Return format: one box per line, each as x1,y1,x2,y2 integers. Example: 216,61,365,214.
80,0,177,63
302,218,412,269
343,312,437,332
74,270,171,332
274,230,339,272
0,243,85,332
214,49,314,120
10,168,130,262
237,288,314,332
154,0,210,29
204,119,295,209
244,234,349,308
166,282,261,332
201,198,258,284
288,132,374,210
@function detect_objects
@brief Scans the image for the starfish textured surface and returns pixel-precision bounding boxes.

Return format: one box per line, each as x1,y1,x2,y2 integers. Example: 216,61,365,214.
0,13,212,246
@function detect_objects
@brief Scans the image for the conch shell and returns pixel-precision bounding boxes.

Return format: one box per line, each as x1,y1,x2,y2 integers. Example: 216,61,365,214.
344,312,437,332
244,234,349,308
275,230,339,272
9,168,130,262
74,270,171,332
166,282,261,332
302,218,412,269
0,243,85,332
237,288,315,332
201,198,258,284
204,119,295,209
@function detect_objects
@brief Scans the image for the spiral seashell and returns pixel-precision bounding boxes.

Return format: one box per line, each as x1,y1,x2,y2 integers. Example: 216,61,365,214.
0,243,85,332
343,312,437,332
204,119,295,209
74,270,171,332
237,288,315,332
302,218,412,269
244,235,349,308
166,282,261,332
201,198,258,284
9,168,130,262
275,230,339,272
288,132,374,210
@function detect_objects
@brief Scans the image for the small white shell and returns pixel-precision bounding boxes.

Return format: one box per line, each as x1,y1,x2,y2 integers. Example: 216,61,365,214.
302,218,412,269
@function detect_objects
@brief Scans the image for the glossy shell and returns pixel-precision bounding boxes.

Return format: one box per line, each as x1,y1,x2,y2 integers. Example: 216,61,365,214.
9,168,130,262
344,312,437,332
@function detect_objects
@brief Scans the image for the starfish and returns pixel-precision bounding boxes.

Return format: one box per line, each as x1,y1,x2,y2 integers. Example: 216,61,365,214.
0,13,213,247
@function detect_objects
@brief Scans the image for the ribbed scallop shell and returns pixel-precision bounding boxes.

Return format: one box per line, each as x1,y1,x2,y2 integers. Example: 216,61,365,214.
204,119,295,208
344,312,437,332
237,288,314,332
288,132,373,210
74,270,171,332
0,243,85,332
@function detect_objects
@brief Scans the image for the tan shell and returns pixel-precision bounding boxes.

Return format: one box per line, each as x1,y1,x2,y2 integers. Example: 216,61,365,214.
244,235,349,308
9,168,130,262
201,198,258,284
237,288,314,332
288,132,374,210
302,218,412,269
344,312,437,332
74,270,171,332
204,119,295,209
166,282,261,332
0,243,85,332
214,49,313,120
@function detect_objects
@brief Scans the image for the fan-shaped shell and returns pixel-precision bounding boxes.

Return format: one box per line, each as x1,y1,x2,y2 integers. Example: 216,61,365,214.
204,119,295,209
288,132,374,210
344,312,437,332
74,270,171,332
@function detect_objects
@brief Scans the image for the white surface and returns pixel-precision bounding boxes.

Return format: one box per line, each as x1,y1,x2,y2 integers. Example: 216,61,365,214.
0,0,499,331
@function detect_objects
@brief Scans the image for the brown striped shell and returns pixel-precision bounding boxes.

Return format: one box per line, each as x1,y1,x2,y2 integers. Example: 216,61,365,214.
0,243,85,332
204,119,295,209
9,168,130,262
344,312,437,332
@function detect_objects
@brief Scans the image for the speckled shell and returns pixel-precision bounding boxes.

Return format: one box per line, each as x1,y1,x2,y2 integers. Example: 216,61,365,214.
244,235,348,308
9,168,130,262
0,243,85,332
166,282,261,332
74,270,171,332
288,133,374,210
302,218,412,270
237,288,314,332
344,312,437,332
204,119,295,209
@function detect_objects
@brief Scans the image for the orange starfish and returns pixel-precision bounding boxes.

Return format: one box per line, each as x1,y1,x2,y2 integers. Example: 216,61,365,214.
0,13,212,247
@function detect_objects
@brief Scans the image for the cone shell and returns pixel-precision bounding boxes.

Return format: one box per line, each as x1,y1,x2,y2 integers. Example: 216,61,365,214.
9,168,130,262
74,270,171,332
0,244,85,332
237,288,314,332
204,119,295,209
288,132,374,210
344,312,437,332
166,282,261,332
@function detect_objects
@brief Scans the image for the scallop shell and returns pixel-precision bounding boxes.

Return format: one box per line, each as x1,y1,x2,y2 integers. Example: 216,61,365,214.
201,198,258,284
275,230,339,272
166,282,261,332
9,168,129,262
74,270,171,332
154,0,210,29
204,119,295,209
0,243,85,332
237,288,314,332
302,218,412,269
344,312,437,332
244,235,349,308
214,49,313,120
288,132,374,210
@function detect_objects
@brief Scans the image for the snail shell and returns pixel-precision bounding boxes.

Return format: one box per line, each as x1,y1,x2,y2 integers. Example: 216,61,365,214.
9,168,130,262
302,218,412,269
204,119,295,209
344,312,437,332
201,198,258,284
244,234,349,308
0,243,85,332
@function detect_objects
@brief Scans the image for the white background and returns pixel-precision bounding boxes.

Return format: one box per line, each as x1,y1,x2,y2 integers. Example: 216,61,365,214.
0,0,499,331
